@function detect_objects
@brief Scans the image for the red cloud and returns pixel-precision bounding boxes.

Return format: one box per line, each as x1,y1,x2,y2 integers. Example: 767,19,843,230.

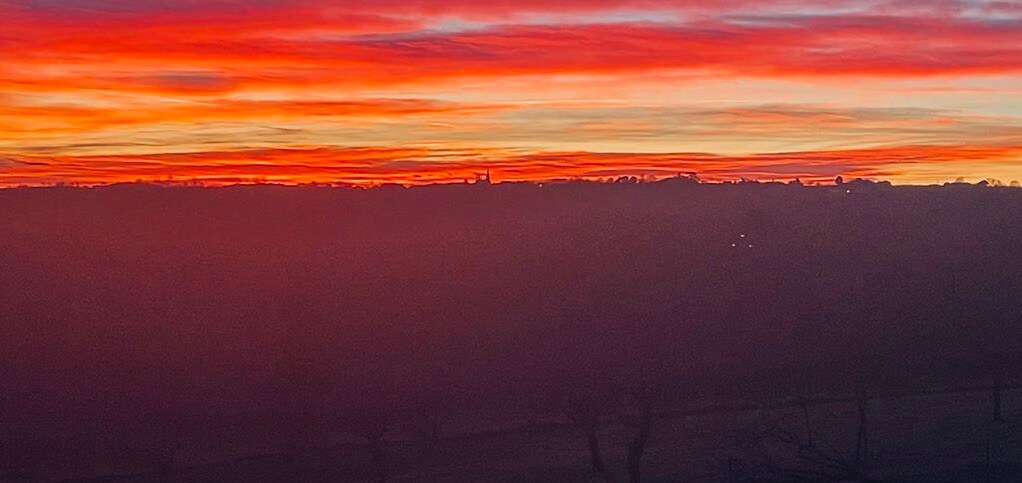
2,5,1020,93
3,145,1019,187
2,1,1019,186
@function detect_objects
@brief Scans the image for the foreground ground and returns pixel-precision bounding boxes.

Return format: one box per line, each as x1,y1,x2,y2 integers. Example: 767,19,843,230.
74,387,1022,482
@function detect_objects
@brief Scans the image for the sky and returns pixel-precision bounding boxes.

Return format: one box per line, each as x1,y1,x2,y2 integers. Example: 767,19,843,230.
1,0,1021,186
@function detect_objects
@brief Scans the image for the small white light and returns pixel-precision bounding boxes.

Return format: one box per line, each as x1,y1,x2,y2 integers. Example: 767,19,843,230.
740,234,746,238
731,243,736,247
748,245,753,248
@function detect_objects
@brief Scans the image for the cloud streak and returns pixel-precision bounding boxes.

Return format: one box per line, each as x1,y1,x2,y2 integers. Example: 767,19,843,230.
3,144,1020,186
1,0,1020,184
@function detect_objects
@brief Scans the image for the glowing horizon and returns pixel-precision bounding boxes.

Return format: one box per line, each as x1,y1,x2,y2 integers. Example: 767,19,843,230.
2,0,1021,186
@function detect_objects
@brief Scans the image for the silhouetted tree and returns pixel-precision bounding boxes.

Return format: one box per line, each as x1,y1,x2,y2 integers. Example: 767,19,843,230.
268,297,331,481
151,411,182,483
853,387,869,468
0,433,39,483
564,389,607,475
342,380,398,483
401,388,452,473
354,411,390,483
991,357,1006,423
617,384,654,483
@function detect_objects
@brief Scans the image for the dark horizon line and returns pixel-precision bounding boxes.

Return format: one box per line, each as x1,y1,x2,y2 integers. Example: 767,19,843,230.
1,175,1018,191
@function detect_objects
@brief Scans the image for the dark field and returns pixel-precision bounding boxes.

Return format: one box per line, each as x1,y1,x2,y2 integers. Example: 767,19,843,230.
79,388,1022,482
2,179,1022,481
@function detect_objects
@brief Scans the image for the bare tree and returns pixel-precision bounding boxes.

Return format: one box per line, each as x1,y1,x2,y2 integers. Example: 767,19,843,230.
355,413,390,483
991,358,1005,423
564,391,607,475
151,410,183,483
617,386,654,483
852,387,869,468
412,397,449,470
344,388,395,483
0,432,39,483
798,401,814,449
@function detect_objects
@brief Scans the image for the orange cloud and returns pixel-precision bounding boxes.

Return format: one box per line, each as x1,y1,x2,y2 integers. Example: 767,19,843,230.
0,98,511,136
3,145,1019,187
2,1,1020,185
2,9,1020,97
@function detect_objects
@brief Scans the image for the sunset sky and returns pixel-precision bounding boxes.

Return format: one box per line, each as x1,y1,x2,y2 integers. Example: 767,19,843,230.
1,0,1020,186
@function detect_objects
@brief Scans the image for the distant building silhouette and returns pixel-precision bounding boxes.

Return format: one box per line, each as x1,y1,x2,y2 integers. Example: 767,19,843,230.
475,168,493,186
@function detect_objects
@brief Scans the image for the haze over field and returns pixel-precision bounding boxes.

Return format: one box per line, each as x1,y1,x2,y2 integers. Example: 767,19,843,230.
2,181,1022,481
